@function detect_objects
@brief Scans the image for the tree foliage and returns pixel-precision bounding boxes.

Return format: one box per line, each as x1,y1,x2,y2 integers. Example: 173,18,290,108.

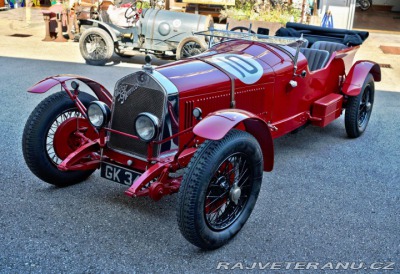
220,0,301,24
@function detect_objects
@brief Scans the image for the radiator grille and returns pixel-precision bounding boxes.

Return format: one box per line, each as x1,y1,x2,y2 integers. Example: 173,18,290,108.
108,72,166,159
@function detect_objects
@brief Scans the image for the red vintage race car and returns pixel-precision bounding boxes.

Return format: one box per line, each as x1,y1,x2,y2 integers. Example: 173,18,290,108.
22,23,380,250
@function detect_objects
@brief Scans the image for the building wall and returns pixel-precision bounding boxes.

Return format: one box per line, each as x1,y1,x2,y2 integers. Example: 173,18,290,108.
370,0,400,11
373,0,397,6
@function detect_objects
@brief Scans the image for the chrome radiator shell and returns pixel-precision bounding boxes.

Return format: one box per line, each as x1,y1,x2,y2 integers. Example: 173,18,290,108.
108,71,167,159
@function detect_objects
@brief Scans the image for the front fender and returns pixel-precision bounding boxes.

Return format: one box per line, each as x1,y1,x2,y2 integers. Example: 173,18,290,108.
342,61,381,96
82,19,119,42
193,109,274,172
28,74,113,107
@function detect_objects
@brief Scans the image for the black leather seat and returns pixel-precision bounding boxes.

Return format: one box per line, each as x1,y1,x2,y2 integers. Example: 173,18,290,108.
311,41,348,56
300,48,330,72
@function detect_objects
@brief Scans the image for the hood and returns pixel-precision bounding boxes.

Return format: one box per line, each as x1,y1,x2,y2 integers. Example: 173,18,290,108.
156,40,294,97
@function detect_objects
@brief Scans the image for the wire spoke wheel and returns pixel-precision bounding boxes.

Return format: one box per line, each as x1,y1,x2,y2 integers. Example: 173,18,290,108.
181,41,202,58
186,44,199,56
22,92,98,186
176,37,207,60
177,129,263,249
204,153,252,230
46,109,83,166
84,34,108,60
79,28,114,66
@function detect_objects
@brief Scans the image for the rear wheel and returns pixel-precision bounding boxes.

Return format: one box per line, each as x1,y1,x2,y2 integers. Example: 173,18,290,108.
22,92,98,186
79,28,114,66
345,73,375,138
177,130,263,249
176,36,207,60
358,0,371,11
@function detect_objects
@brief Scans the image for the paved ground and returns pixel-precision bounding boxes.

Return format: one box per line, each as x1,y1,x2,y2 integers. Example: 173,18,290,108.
0,7,399,274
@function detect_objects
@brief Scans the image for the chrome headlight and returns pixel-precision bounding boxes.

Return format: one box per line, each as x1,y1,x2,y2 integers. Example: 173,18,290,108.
87,101,110,129
134,112,160,142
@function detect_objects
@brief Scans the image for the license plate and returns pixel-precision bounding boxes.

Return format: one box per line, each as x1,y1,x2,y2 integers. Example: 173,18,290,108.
100,162,141,186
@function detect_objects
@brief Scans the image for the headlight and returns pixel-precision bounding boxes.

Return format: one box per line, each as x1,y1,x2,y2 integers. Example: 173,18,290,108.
134,112,160,142
87,101,110,129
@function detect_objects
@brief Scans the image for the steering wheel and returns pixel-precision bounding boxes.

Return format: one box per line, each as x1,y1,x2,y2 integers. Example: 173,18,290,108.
218,26,256,43
124,0,143,20
230,26,256,34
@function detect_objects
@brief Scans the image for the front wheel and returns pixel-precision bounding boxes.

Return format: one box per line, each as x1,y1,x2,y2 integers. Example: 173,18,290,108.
176,36,207,60
22,92,98,186
177,130,264,249
345,73,375,138
79,28,114,66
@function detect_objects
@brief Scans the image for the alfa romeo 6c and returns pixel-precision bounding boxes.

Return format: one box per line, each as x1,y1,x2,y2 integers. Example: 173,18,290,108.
22,23,381,249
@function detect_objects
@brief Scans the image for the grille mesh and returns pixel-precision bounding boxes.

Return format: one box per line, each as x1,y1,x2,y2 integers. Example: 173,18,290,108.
108,72,166,159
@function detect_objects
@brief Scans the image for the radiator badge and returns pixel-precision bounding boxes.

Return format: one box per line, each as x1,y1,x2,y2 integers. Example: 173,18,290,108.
116,83,139,104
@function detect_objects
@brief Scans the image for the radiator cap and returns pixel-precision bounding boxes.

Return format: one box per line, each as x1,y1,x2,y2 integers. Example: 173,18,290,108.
143,55,154,73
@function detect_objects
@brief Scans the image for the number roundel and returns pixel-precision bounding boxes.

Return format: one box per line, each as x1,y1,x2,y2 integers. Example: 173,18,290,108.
211,54,263,84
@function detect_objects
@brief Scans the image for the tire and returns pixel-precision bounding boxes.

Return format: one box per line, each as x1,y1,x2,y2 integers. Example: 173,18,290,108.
79,28,114,66
345,73,375,138
358,0,371,11
22,92,98,187
177,129,264,249
176,36,207,60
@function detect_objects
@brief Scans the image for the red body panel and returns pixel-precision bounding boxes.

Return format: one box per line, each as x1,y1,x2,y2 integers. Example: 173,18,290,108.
157,40,357,139
311,93,344,127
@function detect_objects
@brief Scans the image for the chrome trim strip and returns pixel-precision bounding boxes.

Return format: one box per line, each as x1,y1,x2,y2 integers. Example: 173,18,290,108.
150,70,179,96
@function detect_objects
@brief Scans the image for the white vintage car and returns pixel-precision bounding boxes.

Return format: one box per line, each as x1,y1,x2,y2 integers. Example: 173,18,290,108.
77,1,213,65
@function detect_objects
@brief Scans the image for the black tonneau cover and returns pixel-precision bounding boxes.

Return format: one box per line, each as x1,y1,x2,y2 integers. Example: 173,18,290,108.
276,22,369,47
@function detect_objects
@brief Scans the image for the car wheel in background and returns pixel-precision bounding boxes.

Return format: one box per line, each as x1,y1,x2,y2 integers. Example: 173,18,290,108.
176,36,207,60
79,28,114,66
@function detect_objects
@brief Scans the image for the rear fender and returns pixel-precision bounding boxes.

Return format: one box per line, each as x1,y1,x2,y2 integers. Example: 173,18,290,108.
193,109,274,172
28,75,113,107
342,61,381,97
